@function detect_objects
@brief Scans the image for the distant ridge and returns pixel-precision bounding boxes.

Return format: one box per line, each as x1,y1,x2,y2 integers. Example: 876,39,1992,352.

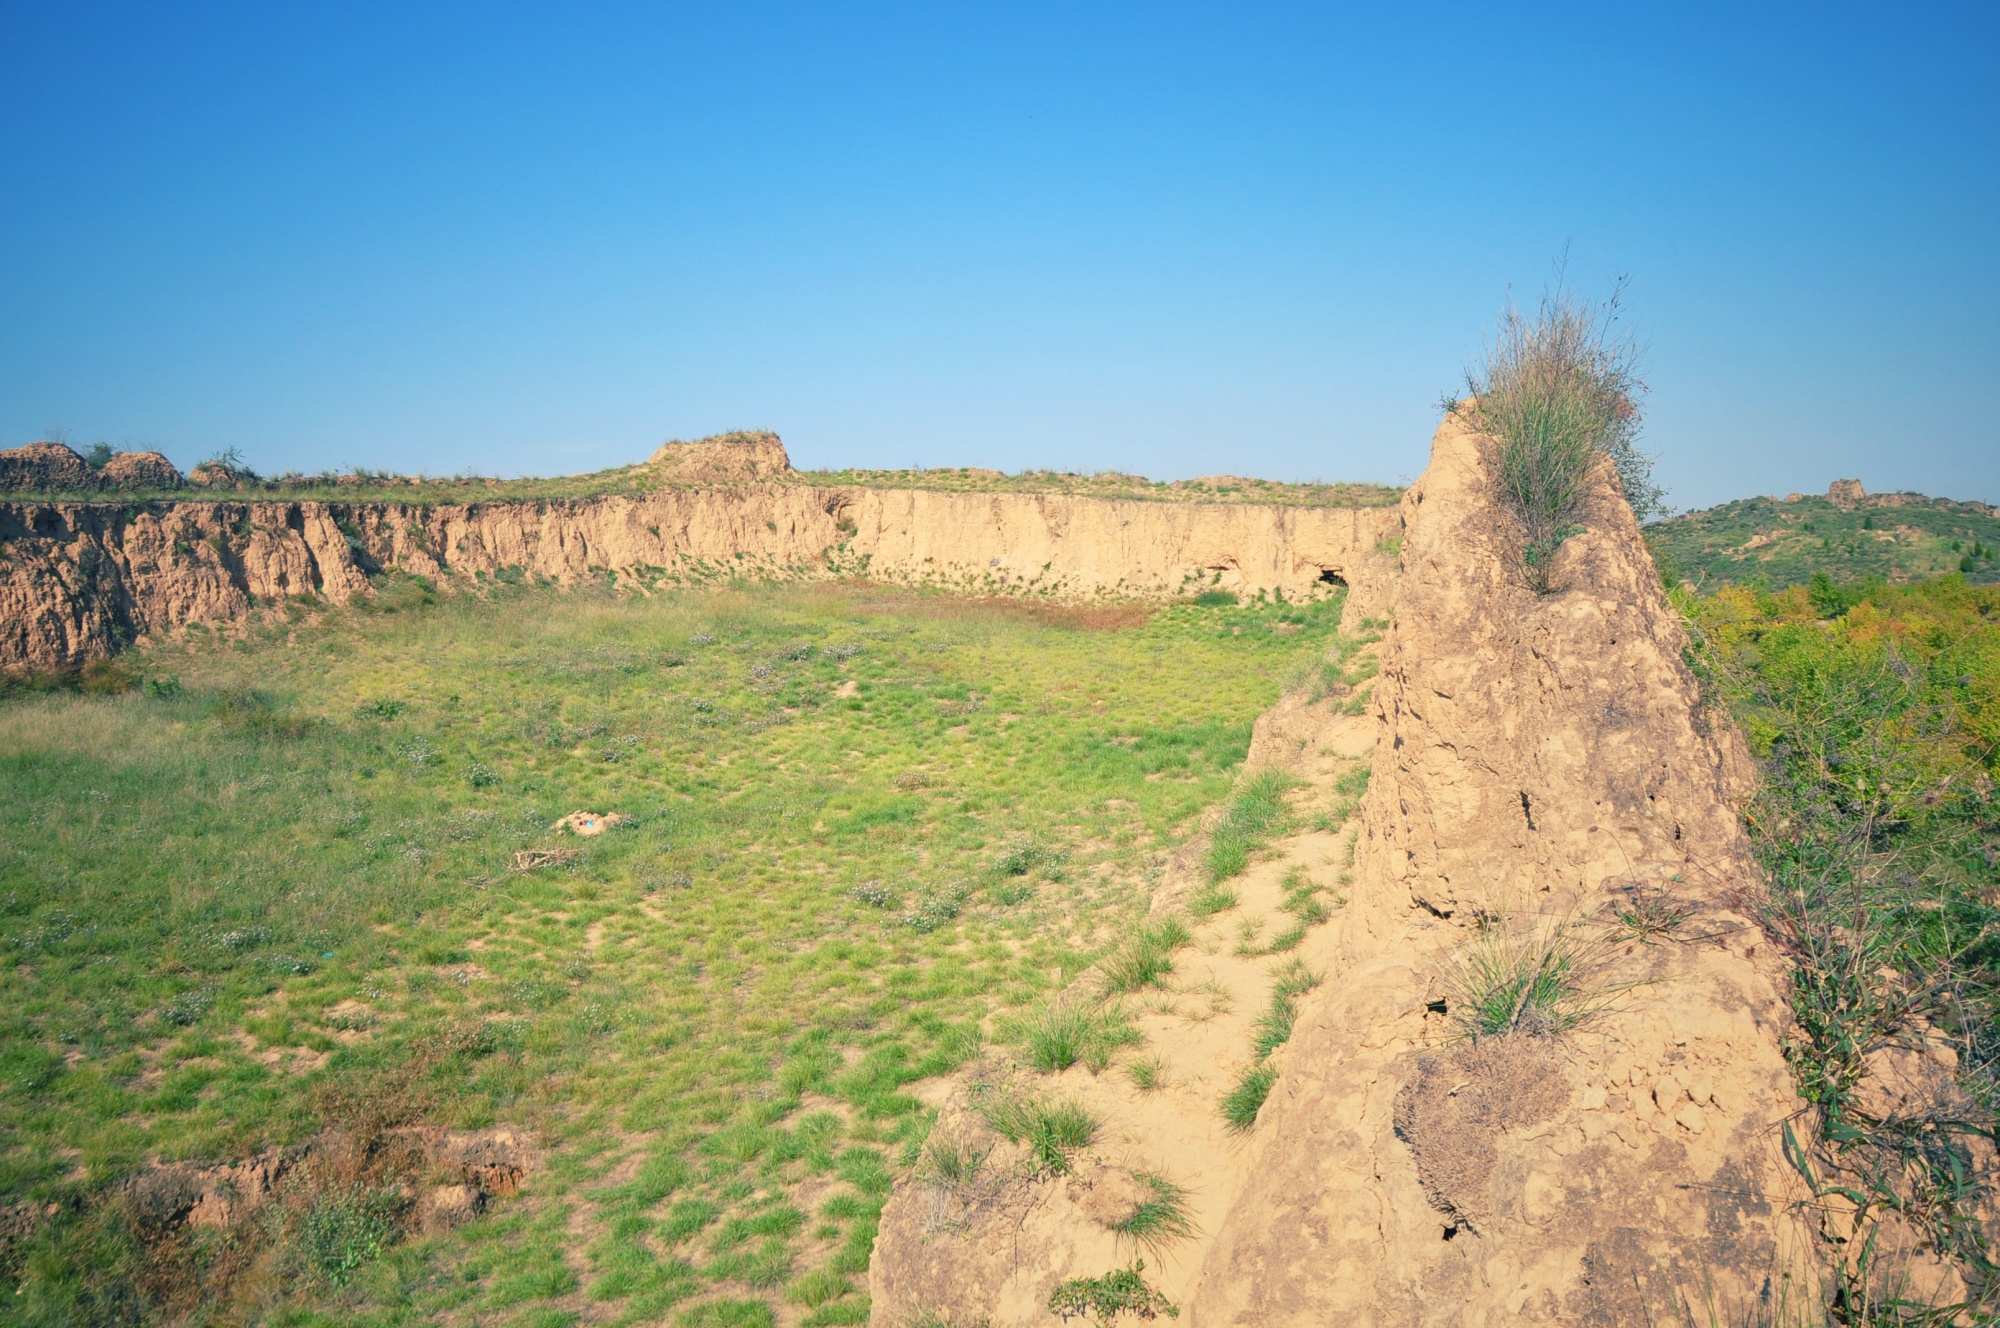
1643,478,2000,588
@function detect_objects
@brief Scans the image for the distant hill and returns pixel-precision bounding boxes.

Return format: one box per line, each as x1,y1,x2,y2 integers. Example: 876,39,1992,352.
1642,479,2000,589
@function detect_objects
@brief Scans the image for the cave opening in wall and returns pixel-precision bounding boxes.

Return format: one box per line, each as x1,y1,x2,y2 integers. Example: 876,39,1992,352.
1319,569,1348,588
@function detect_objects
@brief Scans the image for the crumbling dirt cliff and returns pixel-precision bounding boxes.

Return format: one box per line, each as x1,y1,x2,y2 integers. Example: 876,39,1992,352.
0,482,1395,672
866,411,1822,1324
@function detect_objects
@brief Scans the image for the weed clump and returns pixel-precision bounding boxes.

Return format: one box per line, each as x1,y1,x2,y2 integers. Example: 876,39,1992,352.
158,987,214,1027
914,1131,988,1193
1187,883,1238,918
848,880,898,909
1217,959,1324,1132
901,885,967,933
996,835,1067,878
1459,268,1658,591
283,1184,404,1288
1250,960,1322,1060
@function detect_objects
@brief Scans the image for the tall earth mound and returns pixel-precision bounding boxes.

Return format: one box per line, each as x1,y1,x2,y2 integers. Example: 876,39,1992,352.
0,442,94,492
98,450,183,488
1185,411,1808,1322
0,443,185,492
647,429,792,481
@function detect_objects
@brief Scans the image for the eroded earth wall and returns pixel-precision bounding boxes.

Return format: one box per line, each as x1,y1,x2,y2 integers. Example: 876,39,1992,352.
0,486,1399,671
1186,412,1809,1323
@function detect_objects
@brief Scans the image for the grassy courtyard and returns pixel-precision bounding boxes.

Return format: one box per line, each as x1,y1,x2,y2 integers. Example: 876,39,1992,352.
0,575,1341,1325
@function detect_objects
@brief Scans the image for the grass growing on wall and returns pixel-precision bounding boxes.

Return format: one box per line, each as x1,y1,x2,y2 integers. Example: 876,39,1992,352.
0,578,1339,1325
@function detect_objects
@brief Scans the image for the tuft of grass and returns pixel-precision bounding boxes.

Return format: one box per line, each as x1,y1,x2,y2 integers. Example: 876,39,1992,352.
1610,885,1693,945
995,835,1066,877
1231,915,1266,956
678,1300,777,1328
1439,916,1618,1040
915,1131,988,1192
1009,998,1140,1073
1110,1173,1197,1259
1220,1064,1278,1133
1284,892,1330,926
1203,769,1296,884
1100,916,1193,994
977,1091,1100,1175
1218,960,1322,1133
1127,1054,1168,1093
1250,960,1321,1060
785,1266,854,1307
1187,883,1238,918
1263,922,1307,953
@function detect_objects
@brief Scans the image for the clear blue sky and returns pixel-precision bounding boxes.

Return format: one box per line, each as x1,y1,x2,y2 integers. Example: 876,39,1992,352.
3,3,1995,510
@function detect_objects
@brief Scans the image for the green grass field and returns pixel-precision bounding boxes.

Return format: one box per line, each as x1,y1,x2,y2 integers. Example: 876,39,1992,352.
0,576,1343,1325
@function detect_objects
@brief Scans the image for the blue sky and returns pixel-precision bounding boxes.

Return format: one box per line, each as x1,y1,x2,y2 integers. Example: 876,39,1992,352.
3,3,1995,510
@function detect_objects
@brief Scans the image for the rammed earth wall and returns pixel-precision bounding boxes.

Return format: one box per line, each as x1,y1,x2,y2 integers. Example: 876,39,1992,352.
0,486,1400,670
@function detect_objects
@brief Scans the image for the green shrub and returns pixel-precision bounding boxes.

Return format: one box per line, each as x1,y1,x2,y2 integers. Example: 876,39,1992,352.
289,1186,401,1287
1047,1261,1178,1322
1127,1055,1168,1093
